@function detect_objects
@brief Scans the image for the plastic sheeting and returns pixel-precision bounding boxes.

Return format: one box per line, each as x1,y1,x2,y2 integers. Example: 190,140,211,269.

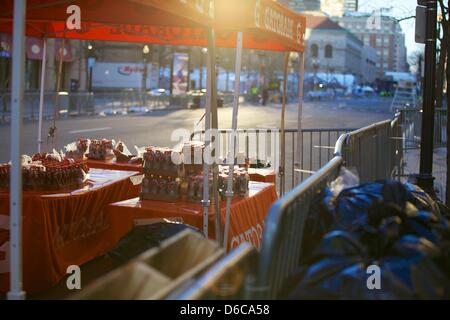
286,179,450,299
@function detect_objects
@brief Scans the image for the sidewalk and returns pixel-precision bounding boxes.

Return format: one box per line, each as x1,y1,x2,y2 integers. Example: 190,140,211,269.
404,147,447,201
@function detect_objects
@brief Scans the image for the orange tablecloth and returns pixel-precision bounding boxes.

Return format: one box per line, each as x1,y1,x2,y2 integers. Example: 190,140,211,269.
106,182,277,251
86,159,143,172
0,169,141,293
248,168,277,184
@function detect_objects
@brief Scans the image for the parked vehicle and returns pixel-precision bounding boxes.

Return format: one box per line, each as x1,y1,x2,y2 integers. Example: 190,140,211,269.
306,89,335,101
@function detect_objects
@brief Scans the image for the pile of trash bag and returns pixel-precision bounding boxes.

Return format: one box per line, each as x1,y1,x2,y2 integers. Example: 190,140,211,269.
285,173,450,299
107,222,201,266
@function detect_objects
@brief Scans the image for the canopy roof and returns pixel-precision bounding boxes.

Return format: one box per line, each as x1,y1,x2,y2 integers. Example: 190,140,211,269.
0,0,305,52
215,0,305,52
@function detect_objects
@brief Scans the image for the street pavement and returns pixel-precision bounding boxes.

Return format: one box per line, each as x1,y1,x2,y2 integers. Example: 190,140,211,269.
404,147,447,201
0,97,394,164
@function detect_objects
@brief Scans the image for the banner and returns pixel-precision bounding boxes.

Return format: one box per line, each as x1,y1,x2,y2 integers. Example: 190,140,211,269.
92,62,159,89
54,39,74,62
26,37,44,60
0,34,11,58
172,52,189,95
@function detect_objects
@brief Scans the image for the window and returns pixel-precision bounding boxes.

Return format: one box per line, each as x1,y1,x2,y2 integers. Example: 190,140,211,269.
376,35,382,46
311,44,318,58
324,44,333,58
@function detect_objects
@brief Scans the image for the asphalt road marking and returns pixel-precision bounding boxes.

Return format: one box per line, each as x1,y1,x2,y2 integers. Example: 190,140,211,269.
69,127,112,134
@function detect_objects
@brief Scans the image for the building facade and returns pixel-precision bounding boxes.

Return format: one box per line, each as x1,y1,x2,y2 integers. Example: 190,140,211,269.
320,0,358,17
278,0,321,12
0,37,88,92
0,36,174,92
332,13,409,74
303,13,378,85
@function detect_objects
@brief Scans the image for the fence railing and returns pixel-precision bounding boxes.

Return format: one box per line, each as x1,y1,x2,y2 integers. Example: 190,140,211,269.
176,107,450,300
175,114,405,300
340,117,403,183
171,243,257,300
398,107,447,150
190,127,355,195
0,90,237,122
248,114,402,299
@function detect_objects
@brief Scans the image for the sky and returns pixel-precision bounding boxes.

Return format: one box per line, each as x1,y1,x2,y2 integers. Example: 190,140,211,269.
359,0,424,57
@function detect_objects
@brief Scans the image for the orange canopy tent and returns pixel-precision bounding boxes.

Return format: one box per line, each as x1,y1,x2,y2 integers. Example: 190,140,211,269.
1,0,304,51
3,0,218,300
3,0,306,298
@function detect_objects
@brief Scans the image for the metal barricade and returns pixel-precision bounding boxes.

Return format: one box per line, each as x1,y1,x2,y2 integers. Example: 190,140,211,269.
249,156,344,299
170,243,257,300
340,118,402,183
398,107,447,150
248,114,402,299
191,128,354,195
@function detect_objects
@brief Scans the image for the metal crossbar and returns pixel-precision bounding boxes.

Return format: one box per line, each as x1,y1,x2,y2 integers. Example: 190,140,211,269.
190,128,355,195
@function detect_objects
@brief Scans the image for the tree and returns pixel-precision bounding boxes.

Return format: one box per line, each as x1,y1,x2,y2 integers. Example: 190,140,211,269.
408,50,424,95
445,0,450,205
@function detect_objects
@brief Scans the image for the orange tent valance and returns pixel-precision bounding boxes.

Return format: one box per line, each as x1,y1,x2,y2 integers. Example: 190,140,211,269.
0,0,305,52
214,0,306,52
0,0,214,28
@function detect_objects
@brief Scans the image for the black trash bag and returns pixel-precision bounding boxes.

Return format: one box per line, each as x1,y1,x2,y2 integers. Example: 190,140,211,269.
287,179,450,299
326,182,386,232
325,180,450,248
404,182,441,215
381,235,450,299
107,222,201,265
312,230,368,260
299,189,335,262
281,230,365,298
288,231,411,299
289,232,450,299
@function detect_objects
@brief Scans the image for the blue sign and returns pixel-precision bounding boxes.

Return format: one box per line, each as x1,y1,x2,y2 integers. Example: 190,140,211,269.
88,57,96,69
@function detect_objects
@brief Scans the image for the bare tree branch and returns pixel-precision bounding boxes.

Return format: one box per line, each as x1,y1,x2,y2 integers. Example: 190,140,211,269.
395,15,415,22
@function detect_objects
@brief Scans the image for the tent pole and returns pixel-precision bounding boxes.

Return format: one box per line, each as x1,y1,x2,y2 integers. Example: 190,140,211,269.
8,0,26,301
294,52,305,186
202,29,215,238
223,31,243,250
280,52,289,196
207,28,222,245
49,36,65,149
37,37,47,153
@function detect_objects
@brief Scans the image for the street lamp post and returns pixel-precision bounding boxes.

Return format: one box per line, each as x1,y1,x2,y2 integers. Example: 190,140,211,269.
417,0,438,195
142,45,150,108
87,44,95,93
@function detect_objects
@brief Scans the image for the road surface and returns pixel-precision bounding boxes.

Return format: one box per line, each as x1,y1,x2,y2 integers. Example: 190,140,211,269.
0,97,394,164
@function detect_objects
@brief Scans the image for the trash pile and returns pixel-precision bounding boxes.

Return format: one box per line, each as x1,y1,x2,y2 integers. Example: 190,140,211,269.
286,170,450,299
107,222,201,266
